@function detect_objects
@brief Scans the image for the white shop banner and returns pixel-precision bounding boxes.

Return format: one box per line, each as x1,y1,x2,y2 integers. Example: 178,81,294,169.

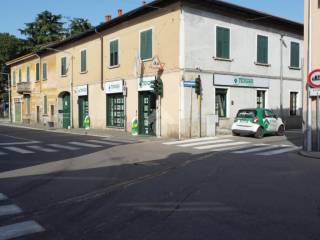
138,76,155,91
105,80,123,94
76,85,88,96
214,74,270,88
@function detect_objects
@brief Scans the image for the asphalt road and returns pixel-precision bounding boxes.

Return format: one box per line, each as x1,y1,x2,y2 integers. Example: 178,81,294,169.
0,125,319,240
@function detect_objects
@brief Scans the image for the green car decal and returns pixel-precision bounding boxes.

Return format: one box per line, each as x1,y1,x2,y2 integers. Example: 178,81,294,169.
263,119,270,129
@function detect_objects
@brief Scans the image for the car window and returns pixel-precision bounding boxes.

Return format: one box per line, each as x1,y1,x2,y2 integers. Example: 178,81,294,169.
237,110,256,118
264,110,275,118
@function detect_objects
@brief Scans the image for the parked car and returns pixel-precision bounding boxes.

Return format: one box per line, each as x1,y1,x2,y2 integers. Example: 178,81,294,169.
232,108,285,139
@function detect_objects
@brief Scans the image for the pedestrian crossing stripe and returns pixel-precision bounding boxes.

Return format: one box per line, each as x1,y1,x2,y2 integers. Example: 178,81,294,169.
68,141,103,148
178,139,232,148
47,144,80,151
3,146,34,154
233,145,279,154
0,151,6,156
27,146,58,153
256,146,302,156
0,220,44,240
163,137,219,145
0,204,22,217
0,193,8,201
87,139,121,146
195,141,249,150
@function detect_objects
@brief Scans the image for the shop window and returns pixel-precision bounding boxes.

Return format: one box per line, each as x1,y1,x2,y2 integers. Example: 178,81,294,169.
290,92,298,116
107,94,124,128
290,42,300,68
110,40,119,66
36,63,40,81
257,35,268,64
80,50,87,73
215,88,228,118
43,95,48,115
216,26,230,59
61,57,67,76
257,90,266,108
43,63,47,80
140,29,152,60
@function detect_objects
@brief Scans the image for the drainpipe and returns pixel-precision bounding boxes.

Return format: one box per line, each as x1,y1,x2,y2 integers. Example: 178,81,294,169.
95,28,104,91
307,0,312,151
280,35,284,119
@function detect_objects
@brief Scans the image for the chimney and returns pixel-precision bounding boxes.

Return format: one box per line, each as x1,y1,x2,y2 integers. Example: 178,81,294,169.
105,15,112,22
142,1,147,5
118,9,123,17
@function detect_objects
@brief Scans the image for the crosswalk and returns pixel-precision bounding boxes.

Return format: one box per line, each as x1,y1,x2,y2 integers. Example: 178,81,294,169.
163,137,301,156
0,193,44,239
0,138,133,156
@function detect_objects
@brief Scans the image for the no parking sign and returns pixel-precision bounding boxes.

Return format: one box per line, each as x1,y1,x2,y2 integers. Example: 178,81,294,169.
308,69,320,88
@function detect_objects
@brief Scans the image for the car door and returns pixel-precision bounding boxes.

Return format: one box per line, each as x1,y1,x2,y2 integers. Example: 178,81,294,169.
263,110,277,132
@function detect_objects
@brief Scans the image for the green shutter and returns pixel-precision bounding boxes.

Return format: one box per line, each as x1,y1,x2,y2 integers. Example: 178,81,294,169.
140,30,152,60
61,57,67,75
26,66,30,82
43,63,47,80
290,42,300,68
26,96,30,114
81,50,87,72
216,27,230,59
19,69,21,83
36,63,40,81
44,96,48,114
13,71,16,86
257,35,268,64
110,40,119,66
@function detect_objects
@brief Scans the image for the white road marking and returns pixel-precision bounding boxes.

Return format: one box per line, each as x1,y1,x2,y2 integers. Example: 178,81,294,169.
0,151,6,156
0,220,44,240
163,137,219,145
102,138,134,144
27,146,58,153
68,142,102,148
3,147,34,154
178,139,233,147
87,140,120,146
256,146,302,156
0,205,22,217
232,145,279,154
47,144,80,151
0,193,8,201
0,141,40,146
195,142,249,150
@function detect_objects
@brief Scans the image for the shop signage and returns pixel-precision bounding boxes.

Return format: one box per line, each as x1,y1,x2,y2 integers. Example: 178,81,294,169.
105,80,123,94
214,74,270,88
307,69,320,88
76,85,88,96
138,76,155,91
183,80,196,88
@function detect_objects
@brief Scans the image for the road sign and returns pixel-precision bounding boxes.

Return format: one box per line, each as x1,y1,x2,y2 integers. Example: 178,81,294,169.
183,80,196,88
308,69,320,88
309,88,320,97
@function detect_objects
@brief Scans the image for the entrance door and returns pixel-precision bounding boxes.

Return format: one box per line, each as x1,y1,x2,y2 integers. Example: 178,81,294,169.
138,91,156,135
14,102,21,123
78,96,88,128
62,93,71,129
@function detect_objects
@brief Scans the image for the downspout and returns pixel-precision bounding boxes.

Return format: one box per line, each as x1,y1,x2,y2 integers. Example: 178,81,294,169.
307,0,312,151
280,35,284,119
95,28,104,91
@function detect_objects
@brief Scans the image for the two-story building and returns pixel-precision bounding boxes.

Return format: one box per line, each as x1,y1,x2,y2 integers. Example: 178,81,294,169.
7,0,304,139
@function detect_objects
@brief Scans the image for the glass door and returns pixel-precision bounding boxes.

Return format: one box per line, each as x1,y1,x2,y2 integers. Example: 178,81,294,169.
138,92,156,135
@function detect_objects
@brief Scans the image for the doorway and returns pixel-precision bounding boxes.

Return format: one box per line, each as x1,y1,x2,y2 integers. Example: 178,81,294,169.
14,102,22,123
138,91,156,135
62,93,71,129
78,96,88,128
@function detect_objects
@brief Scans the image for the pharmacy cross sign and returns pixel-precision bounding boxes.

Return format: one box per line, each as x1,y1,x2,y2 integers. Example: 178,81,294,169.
308,69,320,88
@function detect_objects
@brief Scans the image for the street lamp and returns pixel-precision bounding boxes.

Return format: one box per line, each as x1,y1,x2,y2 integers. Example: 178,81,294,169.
45,47,74,128
0,72,11,122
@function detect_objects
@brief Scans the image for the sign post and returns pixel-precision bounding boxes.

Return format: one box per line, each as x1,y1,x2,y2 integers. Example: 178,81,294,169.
307,69,320,151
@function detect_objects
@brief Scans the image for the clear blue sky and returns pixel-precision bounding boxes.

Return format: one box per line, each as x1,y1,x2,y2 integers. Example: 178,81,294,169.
0,0,303,38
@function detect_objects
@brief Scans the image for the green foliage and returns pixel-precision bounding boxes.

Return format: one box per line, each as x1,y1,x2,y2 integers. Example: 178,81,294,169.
68,18,92,36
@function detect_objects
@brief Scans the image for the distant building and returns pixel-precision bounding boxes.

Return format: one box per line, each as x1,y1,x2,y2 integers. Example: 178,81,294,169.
7,0,303,139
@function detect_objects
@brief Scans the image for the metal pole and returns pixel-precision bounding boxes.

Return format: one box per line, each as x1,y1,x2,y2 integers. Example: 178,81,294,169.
198,94,201,137
317,96,320,151
280,35,284,118
189,87,192,138
307,0,312,151
70,55,74,128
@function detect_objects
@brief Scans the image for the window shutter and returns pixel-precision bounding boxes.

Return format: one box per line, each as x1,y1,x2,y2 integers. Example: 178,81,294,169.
216,27,229,59
291,42,300,68
13,71,16,85
36,63,40,81
222,28,230,59
257,35,268,64
110,41,118,66
26,67,30,82
81,50,86,72
140,30,152,60
43,63,47,80
114,40,118,65
44,96,48,114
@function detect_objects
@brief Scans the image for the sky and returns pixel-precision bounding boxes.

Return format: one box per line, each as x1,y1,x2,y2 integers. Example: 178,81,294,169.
0,0,303,38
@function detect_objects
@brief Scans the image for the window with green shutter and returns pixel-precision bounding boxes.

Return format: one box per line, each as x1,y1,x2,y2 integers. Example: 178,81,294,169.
80,50,87,72
216,26,230,59
12,71,16,86
19,69,21,83
26,96,30,115
26,66,30,82
36,63,40,81
43,63,47,80
110,40,119,66
44,96,48,115
257,35,268,64
140,29,152,60
290,42,300,68
61,57,67,76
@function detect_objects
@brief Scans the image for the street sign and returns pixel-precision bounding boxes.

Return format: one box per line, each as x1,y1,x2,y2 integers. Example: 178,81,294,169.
308,69,320,88
309,88,320,97
183,80,196,88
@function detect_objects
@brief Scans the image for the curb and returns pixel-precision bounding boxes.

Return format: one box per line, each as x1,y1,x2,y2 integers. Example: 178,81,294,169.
298,150,320,159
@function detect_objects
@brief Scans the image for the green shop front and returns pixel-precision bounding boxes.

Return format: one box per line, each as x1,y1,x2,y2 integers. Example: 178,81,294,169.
76,85,89,128
105,80,125,129
138,76,157,136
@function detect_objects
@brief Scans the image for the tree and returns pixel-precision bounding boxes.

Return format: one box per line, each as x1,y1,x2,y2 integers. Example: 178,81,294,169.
19,10,66,49
68,18,92,36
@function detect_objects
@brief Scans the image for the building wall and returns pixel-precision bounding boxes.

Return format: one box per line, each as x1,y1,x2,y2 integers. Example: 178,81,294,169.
180,6,303,137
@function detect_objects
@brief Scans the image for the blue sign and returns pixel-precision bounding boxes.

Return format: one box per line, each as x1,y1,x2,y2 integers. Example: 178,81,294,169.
183,80,196,88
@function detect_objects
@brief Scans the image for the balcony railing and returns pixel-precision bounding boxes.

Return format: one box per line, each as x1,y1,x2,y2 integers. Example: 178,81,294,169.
17,82,31,94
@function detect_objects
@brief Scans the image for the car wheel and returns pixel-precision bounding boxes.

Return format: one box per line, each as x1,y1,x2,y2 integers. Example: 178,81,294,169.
276,125,285,136
254,127,264,139
232,131,240,136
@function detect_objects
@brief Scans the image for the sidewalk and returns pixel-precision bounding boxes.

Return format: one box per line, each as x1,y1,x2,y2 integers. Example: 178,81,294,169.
0,121,164,142
299,150,320,159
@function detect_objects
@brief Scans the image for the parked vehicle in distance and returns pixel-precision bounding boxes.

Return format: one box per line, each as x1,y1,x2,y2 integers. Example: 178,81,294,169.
232,108,285,139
